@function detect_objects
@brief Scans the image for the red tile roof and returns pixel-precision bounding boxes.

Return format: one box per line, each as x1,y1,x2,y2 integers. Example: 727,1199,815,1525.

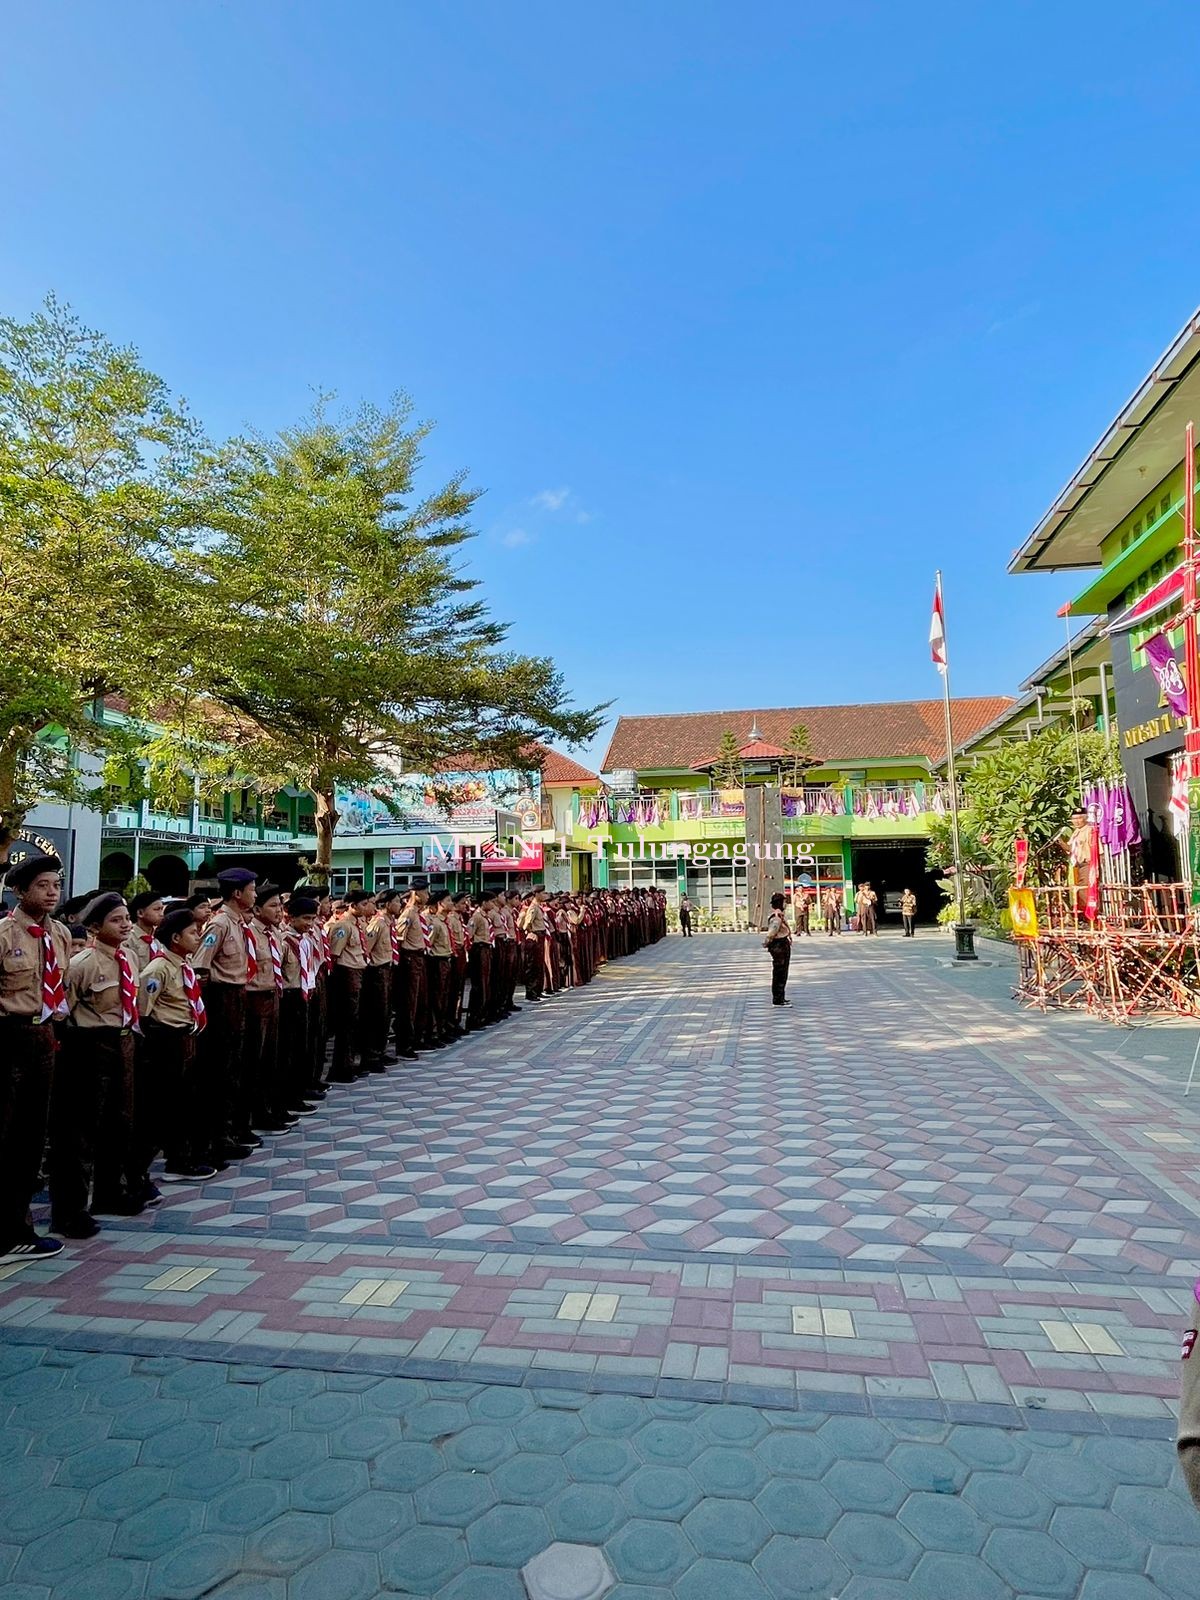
602,698,1014,772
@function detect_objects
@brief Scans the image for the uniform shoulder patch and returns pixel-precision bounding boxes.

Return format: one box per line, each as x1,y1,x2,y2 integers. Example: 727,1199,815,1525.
200,931,219,950
145,977,161,996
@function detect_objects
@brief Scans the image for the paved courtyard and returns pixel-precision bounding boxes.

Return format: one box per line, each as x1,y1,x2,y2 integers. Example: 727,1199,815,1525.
2,931,1199,1597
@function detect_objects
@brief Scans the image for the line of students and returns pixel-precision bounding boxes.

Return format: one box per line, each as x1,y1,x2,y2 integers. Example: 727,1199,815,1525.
0,851,665,1260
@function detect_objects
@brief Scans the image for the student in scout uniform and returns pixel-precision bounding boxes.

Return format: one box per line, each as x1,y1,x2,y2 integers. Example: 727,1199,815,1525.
306,894,333,1098
394,881,431,1058
68,924,89,956
519,887,547,1003
447,893,470,1035
191,866,258,1163
245,885,294,1133
763,891,793,1006
279,894,321,1117
678,894,693,937
184,890,215,932
137,906,217,1184
0,853,71,1260
326,889,373,1081
823,885,842,935
124,889,167,978
466,890,495,1030
425,889,455,1045
857,883,878,936
47,891,140,1238
900,887,918,937
485,892,508,1023
359,888,399,1072
1180,1288,1200,1510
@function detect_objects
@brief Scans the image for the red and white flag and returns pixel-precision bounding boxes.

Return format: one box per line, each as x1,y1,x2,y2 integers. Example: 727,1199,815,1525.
929,579,947,676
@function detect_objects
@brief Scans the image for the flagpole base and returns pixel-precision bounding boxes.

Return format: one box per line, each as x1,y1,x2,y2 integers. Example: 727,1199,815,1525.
953,924,978,962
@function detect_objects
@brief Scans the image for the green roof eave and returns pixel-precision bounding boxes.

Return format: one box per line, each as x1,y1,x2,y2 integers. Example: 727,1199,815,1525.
1069,489,1188,615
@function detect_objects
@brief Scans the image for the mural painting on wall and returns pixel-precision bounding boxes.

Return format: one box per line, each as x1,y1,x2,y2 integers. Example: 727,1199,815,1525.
335,767,542,836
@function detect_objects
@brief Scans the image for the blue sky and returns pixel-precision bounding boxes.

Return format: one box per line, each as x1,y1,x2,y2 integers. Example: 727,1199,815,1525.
4,2,1200,766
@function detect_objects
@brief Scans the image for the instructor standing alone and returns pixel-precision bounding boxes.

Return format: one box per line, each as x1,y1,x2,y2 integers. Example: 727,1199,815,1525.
763,892,792,1007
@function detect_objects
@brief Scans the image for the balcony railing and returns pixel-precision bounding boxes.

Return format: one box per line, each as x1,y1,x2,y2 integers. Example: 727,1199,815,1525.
576,784,962,829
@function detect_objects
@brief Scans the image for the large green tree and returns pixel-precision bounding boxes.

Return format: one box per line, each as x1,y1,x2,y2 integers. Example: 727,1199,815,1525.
180,399,605,870
0,298,199,859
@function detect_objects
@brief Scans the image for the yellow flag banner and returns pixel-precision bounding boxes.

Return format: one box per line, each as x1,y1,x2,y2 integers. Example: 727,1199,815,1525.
1008,888,1039,940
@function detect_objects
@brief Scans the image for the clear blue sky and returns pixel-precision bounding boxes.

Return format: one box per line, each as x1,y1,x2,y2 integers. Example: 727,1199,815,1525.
4,2,1199,766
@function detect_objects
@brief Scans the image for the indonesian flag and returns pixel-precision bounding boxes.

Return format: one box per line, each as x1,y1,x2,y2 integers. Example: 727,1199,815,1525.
929,580,947,676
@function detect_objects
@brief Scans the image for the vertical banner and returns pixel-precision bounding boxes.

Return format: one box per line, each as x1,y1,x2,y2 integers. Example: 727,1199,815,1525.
1014,838,1028,889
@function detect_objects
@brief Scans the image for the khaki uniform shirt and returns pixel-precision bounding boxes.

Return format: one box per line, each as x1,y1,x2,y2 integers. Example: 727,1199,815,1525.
366,913,394,967
522,901,546,936
428,914,452,957
488,907,507,942
467,909,491,944
399,903,427,953
192,905,253,984
0,910,72,1019
764,909,792,944
140,951,195,1029
123,928,164,979
328,913,368,970
446,910,467,954
67,943,127,1028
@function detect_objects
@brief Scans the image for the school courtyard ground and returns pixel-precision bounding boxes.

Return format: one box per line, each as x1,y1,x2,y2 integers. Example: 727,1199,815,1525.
2,931,1199,1598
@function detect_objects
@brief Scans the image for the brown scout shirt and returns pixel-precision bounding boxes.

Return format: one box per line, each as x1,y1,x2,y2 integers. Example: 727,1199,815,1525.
123,928,164,979
139,950,194,1029
0,910,73,1019
366,912,394,967
67,943,128,1027
399,902,427,953
467,908,491,945
521,900,546,936
192,905,253,984
427,913,452,958
247,918,281,993
328,912,367,970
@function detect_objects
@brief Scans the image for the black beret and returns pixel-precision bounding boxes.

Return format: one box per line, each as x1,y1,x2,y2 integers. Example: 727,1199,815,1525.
287,896,319,917
128,890,165,916
410,877,429,890
159,907,198,947
217,868,258,888
5,853,63,891
346,889,374,905
255,883,283,905
81,891,127,927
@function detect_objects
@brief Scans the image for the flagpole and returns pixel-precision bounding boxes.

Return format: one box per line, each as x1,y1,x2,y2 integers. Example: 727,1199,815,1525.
936,571,972,953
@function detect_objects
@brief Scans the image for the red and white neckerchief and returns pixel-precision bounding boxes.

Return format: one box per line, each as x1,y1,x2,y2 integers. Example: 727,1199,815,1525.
140,931,164,960
115,945,139,1029
356,918,370,960
418,911,432,952
485,916,496,947
297,933,315,999
390,916,400,963
266,929,283,992
181,960,207,1032
316,923,331,971
447,916,461,957
242,918,258,983
32,921,67,1022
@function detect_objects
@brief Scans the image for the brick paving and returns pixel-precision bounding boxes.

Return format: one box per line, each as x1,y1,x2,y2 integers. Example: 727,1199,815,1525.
2,931,1199,1595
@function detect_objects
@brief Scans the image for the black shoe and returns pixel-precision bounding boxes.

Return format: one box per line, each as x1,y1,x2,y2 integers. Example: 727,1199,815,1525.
327,1072,356,1084
380,1052,399,1065
309,1085,328,1099
399,1049,418,1060
367,1063,388,1074
509,1005,522,1012
140,1183,164,1209
51,1214,98,1240
772,999,792,1007
222,1143,257,1162
242,1133,264,1149
289,1104,320,1117
161,1163,219,1183
0,1234,63,1261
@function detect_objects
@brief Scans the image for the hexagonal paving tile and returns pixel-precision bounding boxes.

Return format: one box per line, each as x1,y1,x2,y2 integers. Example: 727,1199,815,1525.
243,1511,332,1574
58,1556,153,1600
565,1437,641,1486
691,1447,769,1500
623,1466,703,1522
113,1496,204,1561
962,1471,1055,1529
549,1485,628,1544
632,1420,702,1468
372,1440,442,1493
292,1391,362,1432
983,1528,1084,1598
1079,1437,1172,1488
1025,1452,1114,1508
439,1566,528,1600
897,1491,987,1554
607,1518,697,1587
142,1420,217,1471
405,1398,472,1441
1050,1504,1151,1571
468,1387,536,1426
582,1396,648,1437
522,1540,616,1600
415,1470,497,1528
822,1460,907,1516
290,1548,380,1600
753,1533,851,1599
146,1533,243,1599
205,1477,290,1535
328,1415,399,1460
85,1466,168,1520
331,1489,415,1549
250,1428,328,1481
908,1551,1011,1600
886,1443,968,1495
14,1518,115,1585
445,1423,519,1472
1112,1484,1200,1547
380,1525,468,1593
696,1408,769,1448
53,1439,139,1489
829,1512,922,1579
493,1451,570,1505
466,1502,553,1567
755,1432,832,1480
171,1449,247,1499
816,1418,893,1461
291,1458,371,1514
682,1499,772,1562
0,1485,83,1541
516,1409,588,1456
754,1479,841,1539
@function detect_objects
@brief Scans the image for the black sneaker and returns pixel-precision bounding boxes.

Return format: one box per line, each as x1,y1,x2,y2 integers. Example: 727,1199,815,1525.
290,1104,320,1117
161,1163,219,1183
222,1143,257,1162
399,1049,418,1060
0,1235,64,1261
50,1215,98,1240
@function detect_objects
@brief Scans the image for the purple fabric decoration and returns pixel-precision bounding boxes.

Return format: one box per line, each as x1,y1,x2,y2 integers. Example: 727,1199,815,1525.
1143,631,1189,717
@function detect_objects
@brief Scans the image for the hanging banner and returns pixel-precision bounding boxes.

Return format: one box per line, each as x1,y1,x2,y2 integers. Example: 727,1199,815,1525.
1014,838,1028,889
1008,888,1039,940
1143,631,1190,718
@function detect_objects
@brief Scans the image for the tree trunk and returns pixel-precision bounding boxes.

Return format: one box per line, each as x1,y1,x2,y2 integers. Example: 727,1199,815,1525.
313,787,339,873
